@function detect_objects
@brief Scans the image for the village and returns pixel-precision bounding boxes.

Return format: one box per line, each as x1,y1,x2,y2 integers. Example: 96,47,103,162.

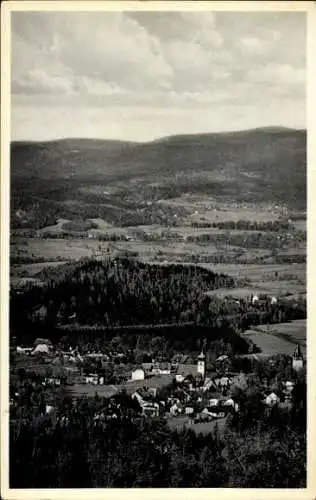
12,334,305,433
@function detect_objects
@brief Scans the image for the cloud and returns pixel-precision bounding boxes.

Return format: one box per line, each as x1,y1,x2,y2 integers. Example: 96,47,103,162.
10,11,306,138
248,63,306,88
239,37,266,56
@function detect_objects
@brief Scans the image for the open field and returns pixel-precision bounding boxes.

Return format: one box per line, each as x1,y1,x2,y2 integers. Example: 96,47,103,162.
243,332,306,357
10,235,306,300
204,287,273,299
10,237,109,263
252,319,306,344
198,263,306,281
243,319,306,357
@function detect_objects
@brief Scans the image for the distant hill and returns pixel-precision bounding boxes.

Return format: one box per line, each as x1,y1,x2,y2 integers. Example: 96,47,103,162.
10,127,306,228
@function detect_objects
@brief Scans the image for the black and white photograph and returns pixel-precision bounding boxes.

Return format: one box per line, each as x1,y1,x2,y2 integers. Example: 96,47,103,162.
1,1,313,496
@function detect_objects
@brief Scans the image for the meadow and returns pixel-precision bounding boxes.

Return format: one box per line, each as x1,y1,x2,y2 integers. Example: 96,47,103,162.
243,319,306,357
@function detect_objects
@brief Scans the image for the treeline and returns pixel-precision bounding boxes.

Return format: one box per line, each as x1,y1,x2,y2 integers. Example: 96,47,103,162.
157,252,306,265
191,219,294,231
187,230,306,249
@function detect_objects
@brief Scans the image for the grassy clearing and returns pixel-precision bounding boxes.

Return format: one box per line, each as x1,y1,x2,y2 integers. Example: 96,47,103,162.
10,238,109,263
198,263,306,282
243,320,306,357
243,331,302,356
253,320,306,344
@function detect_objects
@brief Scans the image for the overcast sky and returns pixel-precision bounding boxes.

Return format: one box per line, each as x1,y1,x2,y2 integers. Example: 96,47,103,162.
11,10,306,141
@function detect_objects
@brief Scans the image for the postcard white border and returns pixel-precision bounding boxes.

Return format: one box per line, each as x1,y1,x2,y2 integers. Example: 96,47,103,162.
1,2,315,499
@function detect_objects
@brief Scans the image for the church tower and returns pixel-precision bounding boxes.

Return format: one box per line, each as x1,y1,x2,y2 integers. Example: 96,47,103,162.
292,343,304,372
197,350,206,378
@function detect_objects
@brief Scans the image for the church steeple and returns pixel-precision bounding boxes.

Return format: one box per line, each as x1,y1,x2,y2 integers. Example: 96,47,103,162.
293,343,303,359
197,349,206,378
292,343,304,372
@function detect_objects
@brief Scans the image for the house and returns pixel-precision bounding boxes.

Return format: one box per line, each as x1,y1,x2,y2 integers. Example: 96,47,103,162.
222,398,235,407
131,368,145,381
202,377,215,392
142,363,153,375
16,346,33,355
271,296,278,305
185,406,194,415
172,354,189,364
265,392,280,406
141,402,159,417
85,373,99,385
219,376,230,388
152,362,171,375
43,377,61,387
213,376,231,391
215,355,232,373
32,343,50,356
175,374,185,383
170,402,183,416
131,390,159,417
215,354,229,363
252,295,259,304
202,407,225,419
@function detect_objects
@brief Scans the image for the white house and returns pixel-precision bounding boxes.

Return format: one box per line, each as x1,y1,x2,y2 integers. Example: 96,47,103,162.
131,368,145,381
265,392,280,406
142,402,159,417
185,406,194,415
16,346,33,355
223,398,235,407
85,373,98,385
202,377,214,392
170,403,182,416
252,295,259,304
31,343,50,355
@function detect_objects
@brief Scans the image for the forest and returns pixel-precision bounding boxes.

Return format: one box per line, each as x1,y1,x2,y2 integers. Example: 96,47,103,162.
10,258,306,355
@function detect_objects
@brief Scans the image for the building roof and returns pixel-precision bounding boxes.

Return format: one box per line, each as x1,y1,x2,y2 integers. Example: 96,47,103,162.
32,343,49,354
197,351,206,360
142,363,153,372
172,354,189,364
176,364,197,378
216,355,229,362
34,338,52,346
132,367,145,373
122,375,173,395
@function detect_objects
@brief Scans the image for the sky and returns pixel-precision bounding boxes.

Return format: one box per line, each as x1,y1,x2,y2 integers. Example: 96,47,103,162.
11,10,306,142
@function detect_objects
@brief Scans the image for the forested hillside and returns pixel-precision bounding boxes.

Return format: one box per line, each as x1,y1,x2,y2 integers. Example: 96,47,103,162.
11,128,306,229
